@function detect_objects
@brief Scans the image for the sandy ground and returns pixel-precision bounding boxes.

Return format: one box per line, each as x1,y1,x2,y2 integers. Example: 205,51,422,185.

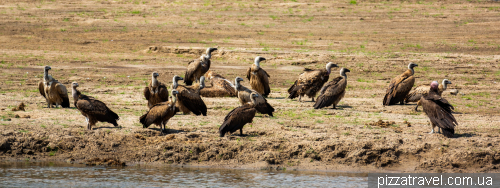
0,0,500,173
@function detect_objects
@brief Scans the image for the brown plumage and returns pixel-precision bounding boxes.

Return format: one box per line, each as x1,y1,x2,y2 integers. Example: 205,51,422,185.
405,79,452,111
200,70,237,97
71,82,119,130
172,75,208,116
184,48,217,86
143,72,169,109
219,93,259,137
234,77,274,116
38,66,70,108
246,56,270,97
314,68,350,109
288,62,338,102
140,90,178,134
383,62,418,106
420,81,458,138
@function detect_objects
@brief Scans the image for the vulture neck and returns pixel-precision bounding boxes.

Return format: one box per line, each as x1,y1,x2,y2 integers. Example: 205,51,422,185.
254,60,260,69
151,76,158,88
340,70,347,79
171,95,177,109
72,87,79,102
235,81,242,91
172,78,178,89
205,51,212,60
199,81,205,90
250,96,257,107
44,69,50,82
408,65,415,75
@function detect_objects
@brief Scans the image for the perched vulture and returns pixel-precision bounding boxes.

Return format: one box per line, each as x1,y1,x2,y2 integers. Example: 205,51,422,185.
38,66,70,108
184,47,217,86
219,93,260,137
143,72,169,109
140,90,178,134
405,79,452,111
234,77,274,116
313,68,350,109
71,82,119,130
383,62,418,106
172,75,208,116
246,56,270,97
420,81,458,138
288,62,339,102
199,70,237,97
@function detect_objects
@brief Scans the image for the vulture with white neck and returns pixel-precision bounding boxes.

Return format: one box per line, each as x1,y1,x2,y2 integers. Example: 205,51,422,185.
143,72,169,109
246,56,271,97
199,70,237,97
38,65,70,108
219,93,260,137
234,77,274,116
288,62,339,102
140,90,179,134
172,75,208,116
420,81,457,138
313,68,350,109
383,62,418,106
184,47,217,86
405,79,452,111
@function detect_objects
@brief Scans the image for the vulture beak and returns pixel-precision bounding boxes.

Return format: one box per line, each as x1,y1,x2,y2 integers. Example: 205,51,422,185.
345,69,351,73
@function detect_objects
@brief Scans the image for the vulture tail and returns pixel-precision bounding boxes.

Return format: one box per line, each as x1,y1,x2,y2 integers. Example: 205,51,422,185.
313,95,327,109
106,109,119,127
184,79,193,86
442,128,455,138
61,97,70,108
139,113,149,128
287,81,301,99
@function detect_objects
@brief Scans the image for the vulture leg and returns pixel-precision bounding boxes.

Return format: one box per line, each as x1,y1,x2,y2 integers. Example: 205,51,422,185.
332,105,336,109
298,96,302,102
240,128,243,136
414,105,419,111
311,97,315,102
429,123,435,134
437,127,441,134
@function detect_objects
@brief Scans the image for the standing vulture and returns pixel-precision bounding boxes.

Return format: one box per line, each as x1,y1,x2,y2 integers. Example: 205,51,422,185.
38,66,70,108
234,77,274,116
219,93,260,137
313,68,350,109
172,75,208,116
200,70,237,97
140,90,178,134
184,47,217,86
288,62,339,102
71,82,119,130
420,81,458,138
383,62,418,106
246,56,270,97
143,72,169,109
405,79,452,111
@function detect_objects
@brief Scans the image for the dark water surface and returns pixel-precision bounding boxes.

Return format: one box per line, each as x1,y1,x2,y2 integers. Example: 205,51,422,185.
0,162,367,187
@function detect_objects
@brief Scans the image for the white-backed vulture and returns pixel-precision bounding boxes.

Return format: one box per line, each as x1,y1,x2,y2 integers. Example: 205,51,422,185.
234,77,274,116
199,70,237,97
140,90,178,134
172,75,208,116
313,68,350,109
246,56,270,97
184,47,217,86
219,93,259,137
72,82,119,130
383,62,418,106
420,81,458,138
143,72,169,109
405,79,452,111
288,62,338,102
38,66,70,108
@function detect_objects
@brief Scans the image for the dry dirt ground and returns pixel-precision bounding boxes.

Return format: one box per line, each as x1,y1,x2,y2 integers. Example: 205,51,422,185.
1,0,500,173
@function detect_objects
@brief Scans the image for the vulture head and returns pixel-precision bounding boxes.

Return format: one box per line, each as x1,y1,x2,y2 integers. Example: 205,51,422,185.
408,62,418,69
171,89,179,96
254,56,266,67
340,68,350,77
152,72,159,78
172,75,183,89
250,93,260,105
71,82,79,88
234,77,244,89
430,81,439,91
205,47,218,59
442,79,452,88
44,65,52,71
199,76,206,89
326,62,338,74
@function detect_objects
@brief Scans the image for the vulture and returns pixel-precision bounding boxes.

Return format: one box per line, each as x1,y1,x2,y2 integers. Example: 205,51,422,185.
71,82,119,130
184,47,217,86
383,62,418,106
143,72,169,109
172,75,208,116
199,70,237,97
219,93,260,137
313,68,350,109
38,66,70,108
288,62,339,102
405,79,452,111
139,90,178,134
420,81,458,138
246,56,270,97
234,77,274,116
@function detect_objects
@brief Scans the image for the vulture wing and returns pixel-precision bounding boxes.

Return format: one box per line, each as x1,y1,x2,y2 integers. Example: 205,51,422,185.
383,71,415,105
313,77,346,109
77,98,119,126
184,60,201,85
246,67,252,81
38,81,46,98
139,102,171,128
55,82,70,108
259,69,271,96
421,94,457,138
177,89,207,116
157,84,169,101
405,85,429,103
143,87,151,100
219,105,256,137
254,95,274,116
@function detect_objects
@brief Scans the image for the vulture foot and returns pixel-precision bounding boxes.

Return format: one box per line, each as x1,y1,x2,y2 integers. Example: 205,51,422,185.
429,128,435,134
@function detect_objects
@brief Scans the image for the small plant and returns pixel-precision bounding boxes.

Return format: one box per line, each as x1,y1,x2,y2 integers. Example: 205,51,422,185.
350,0,357,5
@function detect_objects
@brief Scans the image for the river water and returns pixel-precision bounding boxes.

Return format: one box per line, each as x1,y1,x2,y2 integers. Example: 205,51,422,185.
0,162,367,187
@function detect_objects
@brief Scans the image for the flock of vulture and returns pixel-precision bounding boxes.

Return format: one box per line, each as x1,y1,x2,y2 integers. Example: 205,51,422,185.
37,48,458,138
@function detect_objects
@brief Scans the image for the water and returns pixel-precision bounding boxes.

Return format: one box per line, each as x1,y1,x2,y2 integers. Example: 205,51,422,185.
0,162,367,187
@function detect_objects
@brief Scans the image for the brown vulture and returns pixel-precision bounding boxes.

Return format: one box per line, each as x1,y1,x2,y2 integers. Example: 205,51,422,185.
219,93,260,137
246,56,270,97
172,75,208,116
405,79,452,111
38,66,70,108
184,47,217,86
420,81,458,138
383,62,418,106
234,77,274,116
139,90,178,134
199,70,237,97
143,72,169,109
288,62,338,102
71,82,119,130
313,68,350,109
